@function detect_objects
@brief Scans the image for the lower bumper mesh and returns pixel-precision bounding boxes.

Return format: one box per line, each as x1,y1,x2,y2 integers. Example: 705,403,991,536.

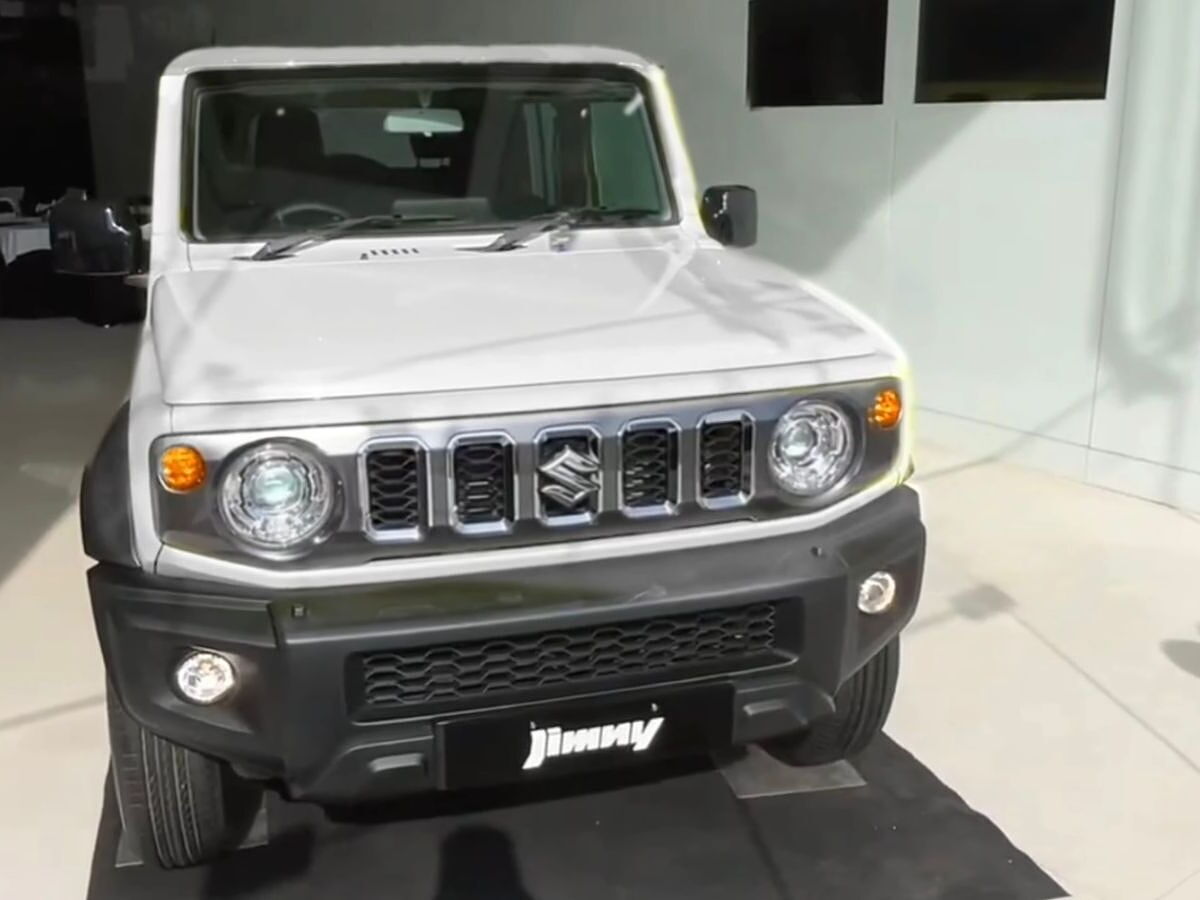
353,602,780,712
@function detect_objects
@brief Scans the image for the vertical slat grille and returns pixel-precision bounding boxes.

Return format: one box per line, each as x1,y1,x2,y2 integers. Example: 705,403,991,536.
365,446,424,533
364,409,770,541
699,416,753,502
451,440,514,526
621,425,678,510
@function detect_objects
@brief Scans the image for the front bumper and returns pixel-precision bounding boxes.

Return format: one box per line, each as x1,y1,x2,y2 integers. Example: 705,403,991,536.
93,486,925,804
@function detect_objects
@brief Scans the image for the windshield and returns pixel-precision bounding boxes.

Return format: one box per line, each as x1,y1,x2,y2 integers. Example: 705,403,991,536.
186,63,677,242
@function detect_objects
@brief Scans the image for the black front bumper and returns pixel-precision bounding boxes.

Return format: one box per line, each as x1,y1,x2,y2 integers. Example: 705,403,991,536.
93,486,925,804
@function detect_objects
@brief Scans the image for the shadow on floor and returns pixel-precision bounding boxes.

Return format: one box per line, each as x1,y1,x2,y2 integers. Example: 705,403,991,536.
1162,626,1200,681
906,582,1017,636
87,738,1064,900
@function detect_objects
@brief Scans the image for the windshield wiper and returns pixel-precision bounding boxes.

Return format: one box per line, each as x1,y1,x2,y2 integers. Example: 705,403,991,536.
248,212,456,261
466,207,663,253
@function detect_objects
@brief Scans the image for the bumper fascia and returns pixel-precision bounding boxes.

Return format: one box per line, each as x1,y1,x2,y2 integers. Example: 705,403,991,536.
92,486,925,804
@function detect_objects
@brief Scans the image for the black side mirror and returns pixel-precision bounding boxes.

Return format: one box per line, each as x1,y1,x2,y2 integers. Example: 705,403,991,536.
701,185,757,247
49,198,142,276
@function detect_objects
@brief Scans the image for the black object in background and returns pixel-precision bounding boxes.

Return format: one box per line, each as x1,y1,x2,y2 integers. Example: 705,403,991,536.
747,0,889,107
917,0,1117,102
0,0,95,204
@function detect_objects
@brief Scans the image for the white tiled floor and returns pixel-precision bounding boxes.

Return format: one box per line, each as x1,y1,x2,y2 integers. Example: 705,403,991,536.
1,318,1198,899
891,447,1200,900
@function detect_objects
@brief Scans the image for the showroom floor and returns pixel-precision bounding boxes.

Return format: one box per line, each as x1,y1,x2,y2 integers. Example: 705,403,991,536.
0,318,1198,899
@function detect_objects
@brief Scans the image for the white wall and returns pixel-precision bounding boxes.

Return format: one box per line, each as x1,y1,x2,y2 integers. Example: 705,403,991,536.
1087,0,1200,510
79,0,1200,510
880,0,1131,474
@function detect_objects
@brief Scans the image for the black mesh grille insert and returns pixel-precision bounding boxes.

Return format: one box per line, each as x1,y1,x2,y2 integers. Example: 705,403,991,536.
365,446,424,532
355,602,778,710
621,426,677,509
452,440,513,525
700,417,752,500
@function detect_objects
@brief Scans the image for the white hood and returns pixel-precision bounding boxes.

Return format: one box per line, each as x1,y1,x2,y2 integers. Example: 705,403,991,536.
152,241,885,406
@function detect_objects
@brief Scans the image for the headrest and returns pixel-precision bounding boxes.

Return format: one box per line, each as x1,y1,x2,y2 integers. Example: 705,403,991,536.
255,106,325,169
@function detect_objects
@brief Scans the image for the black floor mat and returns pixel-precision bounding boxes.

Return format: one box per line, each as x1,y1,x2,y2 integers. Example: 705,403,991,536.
86,737,1064,900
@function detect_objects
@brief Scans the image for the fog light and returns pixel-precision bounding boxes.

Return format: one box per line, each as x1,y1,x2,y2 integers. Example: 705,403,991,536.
857,572,897,615
174,651,236,704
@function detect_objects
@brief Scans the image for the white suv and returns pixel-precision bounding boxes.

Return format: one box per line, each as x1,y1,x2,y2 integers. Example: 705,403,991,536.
54,45,924,868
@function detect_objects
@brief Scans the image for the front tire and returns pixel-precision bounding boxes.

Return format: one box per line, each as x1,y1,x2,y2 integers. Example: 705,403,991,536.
106,685,263,867
765,638,900,766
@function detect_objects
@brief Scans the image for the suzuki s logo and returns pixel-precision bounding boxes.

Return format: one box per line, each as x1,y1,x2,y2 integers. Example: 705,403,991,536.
523,717,664,770
538,445,601,509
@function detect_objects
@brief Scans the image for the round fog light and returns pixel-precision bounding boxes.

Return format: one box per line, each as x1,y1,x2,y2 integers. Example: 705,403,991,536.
858,572,897,615
175,651,236,704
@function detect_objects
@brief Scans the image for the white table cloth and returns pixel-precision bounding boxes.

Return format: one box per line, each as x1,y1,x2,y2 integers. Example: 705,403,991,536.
0,220,51,264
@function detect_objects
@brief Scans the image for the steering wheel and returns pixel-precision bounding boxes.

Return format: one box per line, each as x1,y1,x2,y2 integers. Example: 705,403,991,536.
271,201,352,228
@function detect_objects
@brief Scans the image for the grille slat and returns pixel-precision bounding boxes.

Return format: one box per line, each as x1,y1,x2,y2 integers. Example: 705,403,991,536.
699,416,753,503
364,410,761,539
365,446,424,533
621,425,678,511
356,603,778,710
451,439,514,528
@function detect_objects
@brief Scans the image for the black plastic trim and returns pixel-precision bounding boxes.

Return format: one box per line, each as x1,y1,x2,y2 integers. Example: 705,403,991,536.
92,485,924,803
81,403,136,567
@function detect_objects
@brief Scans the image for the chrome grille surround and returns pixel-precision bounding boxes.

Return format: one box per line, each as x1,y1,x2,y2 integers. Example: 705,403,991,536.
447,432,516,536
618,417,681,518
534,425,604,527
697,410,755,510
360,437,431,543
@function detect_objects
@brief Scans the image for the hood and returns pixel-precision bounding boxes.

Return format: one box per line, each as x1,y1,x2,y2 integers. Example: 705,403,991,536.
152,242,886,407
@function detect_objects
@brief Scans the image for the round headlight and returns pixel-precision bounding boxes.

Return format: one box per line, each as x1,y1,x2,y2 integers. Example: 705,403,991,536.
217,441,337,554
769,400,856,496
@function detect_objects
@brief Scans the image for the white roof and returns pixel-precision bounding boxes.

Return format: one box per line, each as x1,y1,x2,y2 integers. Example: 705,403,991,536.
164,44,656,76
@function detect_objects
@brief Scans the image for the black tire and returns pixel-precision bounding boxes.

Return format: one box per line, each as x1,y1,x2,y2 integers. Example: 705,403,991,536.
106,684,263,868
765,638,900,766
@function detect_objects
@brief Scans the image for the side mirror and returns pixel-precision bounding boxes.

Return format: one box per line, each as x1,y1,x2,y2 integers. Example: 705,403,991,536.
49,198,142,276
701,185,758,248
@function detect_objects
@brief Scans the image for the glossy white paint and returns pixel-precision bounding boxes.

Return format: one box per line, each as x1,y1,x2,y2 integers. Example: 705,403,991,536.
128,45,912,586
163,44,654,74
154,236,884,407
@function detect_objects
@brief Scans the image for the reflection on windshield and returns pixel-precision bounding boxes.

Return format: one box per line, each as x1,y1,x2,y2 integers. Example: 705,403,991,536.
190,64,675,242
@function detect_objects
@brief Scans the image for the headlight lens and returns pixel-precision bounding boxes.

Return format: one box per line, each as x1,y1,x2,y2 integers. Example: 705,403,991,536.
768,400,856,496
218,442,337,553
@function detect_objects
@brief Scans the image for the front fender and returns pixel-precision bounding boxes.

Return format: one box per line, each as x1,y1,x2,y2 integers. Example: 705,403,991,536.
81,403,137,567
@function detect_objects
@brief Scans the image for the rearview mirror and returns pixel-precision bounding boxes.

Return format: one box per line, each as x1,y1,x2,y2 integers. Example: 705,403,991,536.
384,108,464,134
49,198,141,276
701,185,758,248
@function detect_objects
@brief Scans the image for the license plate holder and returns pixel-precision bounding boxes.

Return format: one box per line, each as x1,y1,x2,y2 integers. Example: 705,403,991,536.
439,683,733,789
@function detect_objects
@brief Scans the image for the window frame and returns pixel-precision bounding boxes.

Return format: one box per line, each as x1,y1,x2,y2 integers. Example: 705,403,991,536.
180,62,681,243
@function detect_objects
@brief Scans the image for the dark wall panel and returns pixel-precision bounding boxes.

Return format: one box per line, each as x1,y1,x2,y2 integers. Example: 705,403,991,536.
747,0,889,108
917,0,1117,102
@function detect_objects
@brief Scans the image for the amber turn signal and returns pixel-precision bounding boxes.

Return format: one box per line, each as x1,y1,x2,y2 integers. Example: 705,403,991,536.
159,445,207,493
868,389,903,429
